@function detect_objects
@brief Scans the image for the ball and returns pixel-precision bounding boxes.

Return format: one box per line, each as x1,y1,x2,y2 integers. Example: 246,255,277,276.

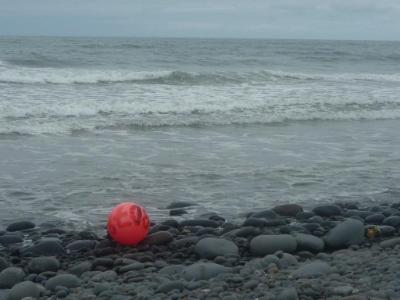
107,202,150,245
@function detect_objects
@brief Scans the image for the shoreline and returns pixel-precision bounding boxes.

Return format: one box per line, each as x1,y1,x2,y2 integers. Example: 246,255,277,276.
1,201,400,299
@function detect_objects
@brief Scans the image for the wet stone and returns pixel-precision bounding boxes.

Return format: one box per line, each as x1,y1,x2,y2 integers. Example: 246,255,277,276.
6,221,35,232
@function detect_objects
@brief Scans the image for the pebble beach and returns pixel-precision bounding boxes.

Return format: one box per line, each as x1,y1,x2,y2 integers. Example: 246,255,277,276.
1,201,400,300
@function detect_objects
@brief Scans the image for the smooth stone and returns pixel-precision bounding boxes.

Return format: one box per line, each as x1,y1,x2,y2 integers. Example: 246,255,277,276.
250,209,279,220
195,238,239,259
313,205,342,217
93,258,114,269
45,274,81,291
344,210,371,219
182,263,229,281
0,267,25,288
0,257,9,272
296,212,315,220
383,216,400,227
156,281,185,293
379,225,396,236
332,286,353,296
380,237,400,248
292,261,331,278
159,265,185,277
231,226,260,237
324,219,364,249
243,218,267,227
7,281,41,300
277,287,299,300
119,262,145,273
295,233,325,252
171,237,200,248
166,201,196,209
180,219,219,228
22,239,65,256
91,270,117,282
273,204,303,217
68,261,92,277
250,234,297,256
0,235,23,246
6,221,35,232
29,257,60,273
365,214,385,224
143,231,173,245
169,209,187,216
66,240,96,252
161,219,179,228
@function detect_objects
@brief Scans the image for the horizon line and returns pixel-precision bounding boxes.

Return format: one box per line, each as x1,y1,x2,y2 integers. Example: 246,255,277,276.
0,34,399,43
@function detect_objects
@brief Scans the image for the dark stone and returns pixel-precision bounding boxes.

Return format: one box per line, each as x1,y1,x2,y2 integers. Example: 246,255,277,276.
365,214,385,224
324,219,364,249
94,247,117,257
93,258,114,269
22,238,65,256
171,237,200,249
0,267,25,288
0,257,9,272
180,219,219,228
143,231,173,246
7,281,41,300
6,221,35,232
296,212,315,220
42,228,66,235
161,219,179,228
169,209,187,216
149,225,171,234
0,235,23,246
379,225,396,237
68,261,92,276
166,201,196,209
273,204,303,217
78,231,98,240
45,274,81,291
66,240,97,252
313,205,342,217
29,257,60,273
383,216,400,227
233,226,261,238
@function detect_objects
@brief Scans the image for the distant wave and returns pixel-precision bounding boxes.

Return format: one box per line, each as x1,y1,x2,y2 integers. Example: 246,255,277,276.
1,65,400,85
2,99,400,136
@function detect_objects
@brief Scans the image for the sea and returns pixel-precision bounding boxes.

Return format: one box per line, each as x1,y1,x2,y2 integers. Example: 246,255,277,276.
1,37,400,230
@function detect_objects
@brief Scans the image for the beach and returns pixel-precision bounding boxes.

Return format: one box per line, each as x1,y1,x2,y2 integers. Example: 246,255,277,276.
1,201,400,299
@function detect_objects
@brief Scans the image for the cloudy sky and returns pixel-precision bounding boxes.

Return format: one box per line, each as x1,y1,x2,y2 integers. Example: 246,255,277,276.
0,0,399,40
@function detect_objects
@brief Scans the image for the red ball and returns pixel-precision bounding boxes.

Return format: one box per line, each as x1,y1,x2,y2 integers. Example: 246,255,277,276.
107,202,150,245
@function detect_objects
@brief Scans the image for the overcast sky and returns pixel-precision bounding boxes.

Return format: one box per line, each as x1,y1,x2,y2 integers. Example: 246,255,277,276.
0,0,399,40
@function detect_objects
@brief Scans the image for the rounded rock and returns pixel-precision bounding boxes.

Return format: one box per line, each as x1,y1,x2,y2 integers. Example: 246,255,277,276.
0,267,25,288
324,219,364,249
45,274,81,291
292,261,331,278
29,257,60,274
22,238,65,256
0,235,23,246
143,231,173,245
294,233,325,252
182,262,229,281
273,204,303,217
365,214,385,225
7,281,41,300
250,234,297,256
383,216,400,227
195,238,239,259
6,221,35,232
313,205,342,217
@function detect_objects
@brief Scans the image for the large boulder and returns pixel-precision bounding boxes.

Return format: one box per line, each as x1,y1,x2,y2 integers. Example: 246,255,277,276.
250,235,297,256
324,219,364,249
195,238,239,259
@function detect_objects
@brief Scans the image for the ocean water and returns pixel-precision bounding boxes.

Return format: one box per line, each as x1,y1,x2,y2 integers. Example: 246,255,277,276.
1,37,400,229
